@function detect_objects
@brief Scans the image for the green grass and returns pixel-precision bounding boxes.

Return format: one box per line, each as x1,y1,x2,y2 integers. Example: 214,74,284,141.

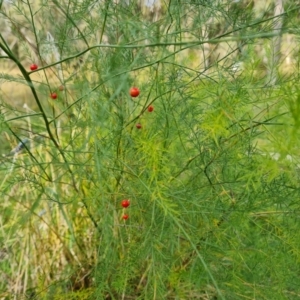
1,0,300,299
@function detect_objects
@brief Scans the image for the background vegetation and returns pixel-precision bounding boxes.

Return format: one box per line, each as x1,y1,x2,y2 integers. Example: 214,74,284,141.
1,0,300,299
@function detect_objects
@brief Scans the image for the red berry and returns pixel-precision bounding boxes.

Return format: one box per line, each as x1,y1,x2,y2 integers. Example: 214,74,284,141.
136,123,142,129
59,85,64,91
129,87,140,97
121,199,130,208
122,214,129,220
147,105,154,112
30,64,38,71
50,92,58,99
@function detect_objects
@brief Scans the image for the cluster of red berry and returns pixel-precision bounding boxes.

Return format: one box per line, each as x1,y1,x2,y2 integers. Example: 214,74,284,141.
120,87,155,221
121,199,130,220
129,87,154,129
29,63,64,100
